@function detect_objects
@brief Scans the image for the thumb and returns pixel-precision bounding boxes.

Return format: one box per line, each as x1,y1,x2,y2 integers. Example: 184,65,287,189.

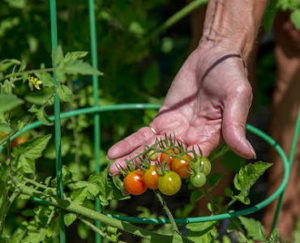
222,84,256,159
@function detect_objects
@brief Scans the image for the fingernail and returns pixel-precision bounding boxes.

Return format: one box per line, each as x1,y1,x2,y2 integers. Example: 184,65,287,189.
247,141,256,159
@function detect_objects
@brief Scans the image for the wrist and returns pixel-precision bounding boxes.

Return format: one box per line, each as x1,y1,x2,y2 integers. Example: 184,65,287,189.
200,0,268,61
198,34,251,61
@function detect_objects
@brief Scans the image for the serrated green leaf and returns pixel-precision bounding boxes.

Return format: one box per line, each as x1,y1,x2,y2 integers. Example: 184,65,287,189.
64,213,77,226
268,229,279,243
0,123,11,133
64,51,88,60
62,60,103,76
222,235,231,243
17,155,35,175
0,59,21,72
25,87,53,105
0,94,23,113
72,181,99,197
291,9,300,30
57,85,73,102
29,105,53,125
35,71,54,88
186,221,218,243
233,161,271,204
23,229,47,243
239,216,266,241
89,172,111,207
13,135,52,160
171,232,184,243
52,46,64,66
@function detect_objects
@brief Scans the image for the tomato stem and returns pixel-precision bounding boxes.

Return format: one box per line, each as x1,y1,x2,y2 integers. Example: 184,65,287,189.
153,190,180,234
16,181,172,242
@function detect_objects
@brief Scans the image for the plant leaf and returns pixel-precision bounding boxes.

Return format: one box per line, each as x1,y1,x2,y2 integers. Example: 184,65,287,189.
29,105,53,125
291,9,300,30
64,213,77,227
0,94,23,113
13,134,52,160
62,59,102,76
52,46,64,66
239,216,266,241
35,71,54,88
233,161,272,204
64,51,88,60
0,123,11,134
57,84,73,102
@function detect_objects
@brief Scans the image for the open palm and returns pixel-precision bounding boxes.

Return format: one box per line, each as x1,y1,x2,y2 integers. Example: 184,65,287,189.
108,45,255,174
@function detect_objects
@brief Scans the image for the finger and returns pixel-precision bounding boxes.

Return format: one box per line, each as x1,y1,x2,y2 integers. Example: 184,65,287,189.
107,126,155,159
187,141,219,158
109,146,145,175
109,135,165,175
222,84,256,159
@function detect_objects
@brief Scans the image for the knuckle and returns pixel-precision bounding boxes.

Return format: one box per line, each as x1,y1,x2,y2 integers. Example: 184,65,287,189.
138,127,153,139
233,82,253,101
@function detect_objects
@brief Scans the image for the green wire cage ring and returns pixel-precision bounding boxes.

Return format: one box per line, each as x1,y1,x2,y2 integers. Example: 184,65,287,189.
3,104,291,226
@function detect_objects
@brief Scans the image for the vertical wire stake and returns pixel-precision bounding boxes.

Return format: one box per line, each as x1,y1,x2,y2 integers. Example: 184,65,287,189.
88,0,101,242
271,108,300,233
49,0,66,242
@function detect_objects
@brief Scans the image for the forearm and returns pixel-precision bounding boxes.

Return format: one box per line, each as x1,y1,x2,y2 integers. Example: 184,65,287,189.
201,0,268,60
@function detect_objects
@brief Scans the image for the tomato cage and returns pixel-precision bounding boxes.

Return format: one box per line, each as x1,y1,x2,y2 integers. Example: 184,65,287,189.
2,0,300,242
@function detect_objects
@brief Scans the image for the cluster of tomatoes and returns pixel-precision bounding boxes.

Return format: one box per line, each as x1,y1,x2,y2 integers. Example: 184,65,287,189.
114,139,212,196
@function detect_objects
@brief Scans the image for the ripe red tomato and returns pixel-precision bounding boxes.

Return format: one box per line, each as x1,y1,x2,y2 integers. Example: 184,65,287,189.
160,149,179,168
143,166,159,190
12,137,28,148
124,170,147,195
158,171,181,196
172,154,192,179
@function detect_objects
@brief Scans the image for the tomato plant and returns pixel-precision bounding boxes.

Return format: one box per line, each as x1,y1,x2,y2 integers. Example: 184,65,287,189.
171,154,192,179
143,165,159,190
124,170,147,195
158,171,182,196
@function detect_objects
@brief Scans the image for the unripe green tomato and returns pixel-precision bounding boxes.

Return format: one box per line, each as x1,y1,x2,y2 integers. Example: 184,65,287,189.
158,171,182,196
190,172,206,188
199,157,211,176
147,150,158,161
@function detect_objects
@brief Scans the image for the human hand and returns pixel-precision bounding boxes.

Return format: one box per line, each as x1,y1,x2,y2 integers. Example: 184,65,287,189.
108,43,255,175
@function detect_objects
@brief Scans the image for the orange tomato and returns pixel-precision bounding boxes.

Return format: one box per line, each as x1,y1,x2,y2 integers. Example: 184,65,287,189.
159,148,179,168
172,154,192,179
12,137,29,148
143,166,159,190
124,170,147,195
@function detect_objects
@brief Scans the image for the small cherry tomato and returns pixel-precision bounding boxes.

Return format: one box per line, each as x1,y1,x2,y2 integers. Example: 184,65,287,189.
190,172,206,188
143,165,159,189
160,149,179,168
172,154,192,179
199,157,211,176
124,170,147,195
147,150,158,161
158,171,181,196
12,137,29,148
